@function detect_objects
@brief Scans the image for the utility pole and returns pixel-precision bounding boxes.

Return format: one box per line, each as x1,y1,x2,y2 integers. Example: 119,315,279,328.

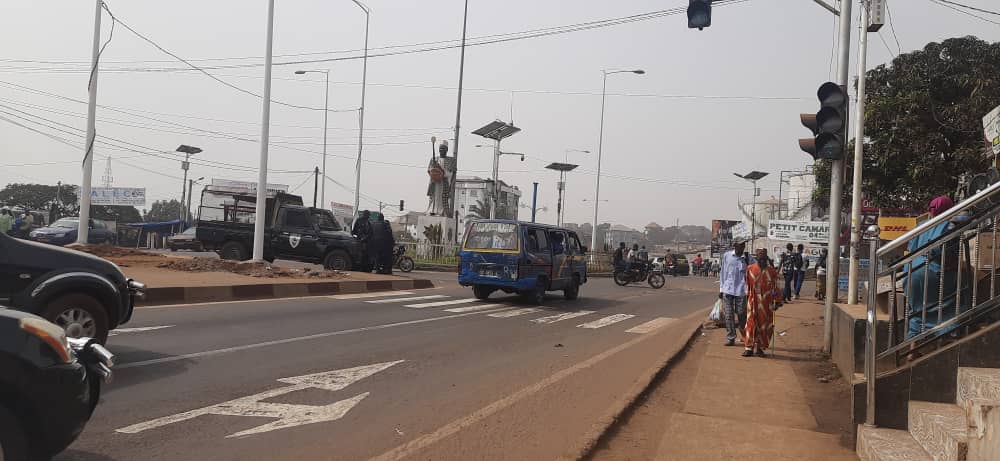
77,0,103,245
531,182,538,223
186,176,203,225
847,1,872,305
252,0,276,263
824,0,854,352
313,167,320,208
451,0,470,218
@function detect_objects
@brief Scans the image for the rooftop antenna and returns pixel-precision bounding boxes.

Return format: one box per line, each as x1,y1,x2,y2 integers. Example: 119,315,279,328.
101,157,113,188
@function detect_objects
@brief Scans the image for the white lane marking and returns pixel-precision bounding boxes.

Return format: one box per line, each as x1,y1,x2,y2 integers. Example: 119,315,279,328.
487,308,543,318
365,295,448,304
625,317,678,334
108,325,174,336
117,306,512,369
577,314,637,329
116,360,403,438
531,311,595,324
329,291,415,300
404,298,478,308
444,303,507,313
137,288,441,309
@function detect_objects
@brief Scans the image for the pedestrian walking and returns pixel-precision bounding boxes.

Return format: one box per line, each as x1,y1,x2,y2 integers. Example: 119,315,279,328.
793,243,809,299
0,209,12,235
744,248,782,357
815,248,829,300
780,243,795,302
377,217,395,274
719,238,749,347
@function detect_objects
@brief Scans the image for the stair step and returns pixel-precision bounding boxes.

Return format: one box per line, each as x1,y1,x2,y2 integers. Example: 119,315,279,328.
909,401,971,461
958,368,1000,408
857,425,932,461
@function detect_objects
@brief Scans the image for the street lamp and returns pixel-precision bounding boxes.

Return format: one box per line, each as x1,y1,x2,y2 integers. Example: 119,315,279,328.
474,143,525,219
186,176,205,226
472,121,521,219
592,69,644,255
556,149,590,226
294,69,330,209
176,144,202,223
734,170,769,251
350,0,370,222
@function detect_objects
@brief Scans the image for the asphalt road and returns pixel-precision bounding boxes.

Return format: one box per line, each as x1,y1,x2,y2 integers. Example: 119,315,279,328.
57,272,718,461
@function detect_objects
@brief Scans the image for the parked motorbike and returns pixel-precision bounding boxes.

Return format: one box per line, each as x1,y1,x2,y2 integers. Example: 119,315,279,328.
0,309,114,461
394,245,414,273
613,264,665,289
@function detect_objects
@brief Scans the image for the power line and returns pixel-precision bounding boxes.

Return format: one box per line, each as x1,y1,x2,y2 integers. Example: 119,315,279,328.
935,0,1000,16
927,0,1000,25
877,32,897,59
885,1,903,55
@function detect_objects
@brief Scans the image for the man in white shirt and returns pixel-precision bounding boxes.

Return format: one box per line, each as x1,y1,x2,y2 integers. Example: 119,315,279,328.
719,238,749,346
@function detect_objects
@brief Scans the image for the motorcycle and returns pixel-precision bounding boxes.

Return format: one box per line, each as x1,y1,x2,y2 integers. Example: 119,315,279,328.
394,245,415,273
613,263,665,289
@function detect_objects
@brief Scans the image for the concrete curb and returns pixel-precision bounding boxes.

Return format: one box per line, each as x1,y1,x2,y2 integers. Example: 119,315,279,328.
564,307,710,461
137,278,435,306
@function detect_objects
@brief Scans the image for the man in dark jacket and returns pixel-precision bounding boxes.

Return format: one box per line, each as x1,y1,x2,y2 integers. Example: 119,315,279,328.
370,216,395,274
352,210,373,271
612,242,626,271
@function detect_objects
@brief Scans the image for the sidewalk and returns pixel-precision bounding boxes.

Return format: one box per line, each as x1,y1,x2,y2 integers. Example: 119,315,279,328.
590,297,857,461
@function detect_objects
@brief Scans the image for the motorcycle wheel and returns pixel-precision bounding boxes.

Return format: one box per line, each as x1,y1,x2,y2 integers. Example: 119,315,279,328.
613,271,630,286
648,273,666,289
399,256,415,272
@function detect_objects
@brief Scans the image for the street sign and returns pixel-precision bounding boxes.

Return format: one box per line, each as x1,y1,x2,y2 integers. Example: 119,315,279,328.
984,105,1000,155
211,178,289,195
766,219,830,243
91,187,146,206
116,360,403,438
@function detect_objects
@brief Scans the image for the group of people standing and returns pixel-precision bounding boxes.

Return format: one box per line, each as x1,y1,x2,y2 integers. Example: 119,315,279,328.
0,209,33,238
778,243,810,303
351,210,396,275
718,239,783,357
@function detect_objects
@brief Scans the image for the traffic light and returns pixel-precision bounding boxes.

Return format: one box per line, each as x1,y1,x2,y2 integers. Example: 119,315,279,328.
399,200,404,212
687,0,712,30
798,82,848,160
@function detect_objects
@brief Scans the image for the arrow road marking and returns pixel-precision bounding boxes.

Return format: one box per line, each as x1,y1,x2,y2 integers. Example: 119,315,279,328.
108,325,174,336
531,311,595,324
116,360,403,438
577,314,636,329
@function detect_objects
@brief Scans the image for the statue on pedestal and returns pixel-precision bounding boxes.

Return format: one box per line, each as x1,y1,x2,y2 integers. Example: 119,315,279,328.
427,137,456,217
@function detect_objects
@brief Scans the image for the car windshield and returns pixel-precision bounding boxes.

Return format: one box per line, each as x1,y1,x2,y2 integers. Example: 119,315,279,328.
51,218,78,229
465,222,518,250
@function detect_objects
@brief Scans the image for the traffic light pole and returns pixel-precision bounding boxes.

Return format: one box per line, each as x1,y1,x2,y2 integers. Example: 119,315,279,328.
824,0,853,353
847,1,871,305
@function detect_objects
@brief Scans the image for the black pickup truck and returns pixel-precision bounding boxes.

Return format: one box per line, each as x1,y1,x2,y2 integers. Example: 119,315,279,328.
195,186,363,271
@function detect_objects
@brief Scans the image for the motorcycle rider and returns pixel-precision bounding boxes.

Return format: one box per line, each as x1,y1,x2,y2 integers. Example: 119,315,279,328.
626,244,640,275
613,242,627,271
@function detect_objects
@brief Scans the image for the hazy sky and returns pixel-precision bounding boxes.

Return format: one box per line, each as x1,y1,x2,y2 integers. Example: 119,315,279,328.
1,0,997,229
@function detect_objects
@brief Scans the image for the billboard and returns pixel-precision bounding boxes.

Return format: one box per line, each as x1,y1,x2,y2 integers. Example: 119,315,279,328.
211,179,289,195
984,105,1000,155
91,187,146,206
767,219,830,243
710,219,739,258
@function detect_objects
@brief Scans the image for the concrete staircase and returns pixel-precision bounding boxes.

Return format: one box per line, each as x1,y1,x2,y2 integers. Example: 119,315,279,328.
857,367,1000,461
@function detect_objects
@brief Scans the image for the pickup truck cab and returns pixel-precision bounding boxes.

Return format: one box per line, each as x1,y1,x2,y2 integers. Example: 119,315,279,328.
195,186,363,270
0,232,143,343
458,220,588,304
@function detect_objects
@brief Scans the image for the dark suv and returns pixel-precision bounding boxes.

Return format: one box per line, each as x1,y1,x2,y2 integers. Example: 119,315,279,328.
0,232,143,343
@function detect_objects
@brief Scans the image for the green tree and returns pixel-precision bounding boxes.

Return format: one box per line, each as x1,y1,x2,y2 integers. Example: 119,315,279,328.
145,199,183,222
0,183,79,216
815,36,999,212
466,198,491,220
92,206,142,223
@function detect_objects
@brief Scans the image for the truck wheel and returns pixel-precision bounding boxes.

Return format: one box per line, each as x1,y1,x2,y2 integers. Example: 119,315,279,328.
473,285,494,300
564,275,580,300
324,250,352,271
0,404,29,461
221,241,248,261
42,293,110,344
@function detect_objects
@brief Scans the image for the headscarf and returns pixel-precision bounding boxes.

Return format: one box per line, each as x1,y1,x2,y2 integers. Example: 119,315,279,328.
928,196,954,217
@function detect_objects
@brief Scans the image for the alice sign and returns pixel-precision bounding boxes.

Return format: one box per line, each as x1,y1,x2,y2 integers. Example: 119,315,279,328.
91,187,146,206
767,219,829,243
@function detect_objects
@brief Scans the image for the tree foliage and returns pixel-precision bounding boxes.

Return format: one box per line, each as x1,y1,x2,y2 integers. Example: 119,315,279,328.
0,183,78,216
145,199,184,222
815,36,999,212
92,205,142,223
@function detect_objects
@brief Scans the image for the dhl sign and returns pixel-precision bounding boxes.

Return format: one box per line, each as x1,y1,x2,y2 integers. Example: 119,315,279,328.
877,216,923,240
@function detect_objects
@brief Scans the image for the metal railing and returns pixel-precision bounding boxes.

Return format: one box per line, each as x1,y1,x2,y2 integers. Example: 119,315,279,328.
865,180,1000,426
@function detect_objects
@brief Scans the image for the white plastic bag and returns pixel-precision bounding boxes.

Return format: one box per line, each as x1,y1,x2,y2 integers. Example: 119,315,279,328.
709,299,724,325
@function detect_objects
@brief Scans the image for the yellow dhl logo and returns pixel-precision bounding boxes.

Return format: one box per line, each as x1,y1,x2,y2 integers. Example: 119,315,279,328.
882,225,911,232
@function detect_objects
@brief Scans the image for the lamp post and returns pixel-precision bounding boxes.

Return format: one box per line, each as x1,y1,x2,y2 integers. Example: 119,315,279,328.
475,144,525,219
187,176,204,225
176,144,202,224
555,149,589,226
350,0,370,223
734,170,769,251
252,0,276,263
294,69,329,208
592,69,644,255
472,121,521,219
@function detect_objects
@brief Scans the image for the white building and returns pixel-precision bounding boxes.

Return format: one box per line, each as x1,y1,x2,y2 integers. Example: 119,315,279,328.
604,224,643,249
455,176,520,237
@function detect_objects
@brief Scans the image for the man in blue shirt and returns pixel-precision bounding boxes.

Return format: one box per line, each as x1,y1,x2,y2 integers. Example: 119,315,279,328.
719,238,749,346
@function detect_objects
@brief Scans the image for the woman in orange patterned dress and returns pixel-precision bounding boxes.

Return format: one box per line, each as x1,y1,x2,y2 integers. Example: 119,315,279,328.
743,248,782,357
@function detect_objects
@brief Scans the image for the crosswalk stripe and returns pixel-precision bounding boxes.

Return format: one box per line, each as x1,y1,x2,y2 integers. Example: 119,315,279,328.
405,298,479,308
531,311,595,324
625,317,677,334
487,308,543,318
329,291,415,300
444,303,507,313
365,295,448,304
577,314,637,329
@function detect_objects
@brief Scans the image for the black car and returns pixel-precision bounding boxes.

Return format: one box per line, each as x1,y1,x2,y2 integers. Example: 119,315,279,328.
0,309,113,460
29,217,117,246
0,232,144,343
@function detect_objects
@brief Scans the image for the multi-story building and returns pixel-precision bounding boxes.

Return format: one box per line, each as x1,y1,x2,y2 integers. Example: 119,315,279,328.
455,176,520,238
604,224,643,249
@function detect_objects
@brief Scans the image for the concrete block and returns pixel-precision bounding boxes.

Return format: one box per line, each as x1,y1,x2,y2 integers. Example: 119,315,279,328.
857,425,932,461
908,401,970,461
